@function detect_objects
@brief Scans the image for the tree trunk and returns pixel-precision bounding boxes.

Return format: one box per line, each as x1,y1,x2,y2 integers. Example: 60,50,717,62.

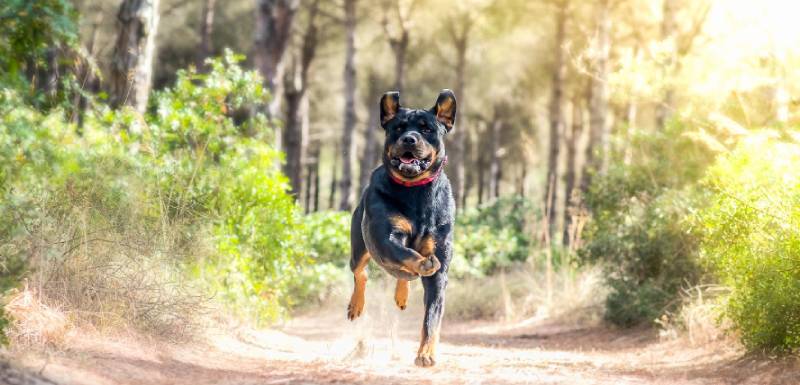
462,130,474,208
477,143,486,205
488,115,502,202
494,167,502,198
329,144,339,210
313,146,321,212
545,0,567,238
656,0,677,129
338,0,358,211
253,0,297,118
581,0,610,194
74,13,102,129
195,0,217,70
563,96,583,246
283,67,307,197
394,44,406,93
448,16,473,212
304,147,313,213
305,144,320,213
282,1,319,198
382,0,411,93
110,0,161,112
358,70,382,194
624,100,636,164
518,162,527,196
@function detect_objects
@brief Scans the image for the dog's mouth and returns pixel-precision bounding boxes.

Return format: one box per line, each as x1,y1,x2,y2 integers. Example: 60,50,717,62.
390,151,433,177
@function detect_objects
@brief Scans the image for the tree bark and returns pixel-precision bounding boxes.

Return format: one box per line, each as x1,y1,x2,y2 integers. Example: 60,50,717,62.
253,0,298,118
195,0,217,70
563,95,583,246
338,0,358,211
488,112,502,202
329,144,339,210
283,1,319,198
581,0,610,194
358,70,383,194
477,140,486,206
545,0,567,238
655,0,677,129
518,161,527,197
283,68,309,197
382,0,413,93
110,0,161,112
447,15,473,212
305,144,320,213
313,145,321,212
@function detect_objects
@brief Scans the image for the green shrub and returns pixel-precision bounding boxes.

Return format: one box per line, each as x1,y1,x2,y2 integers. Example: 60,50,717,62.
303,211,351,266
581,121,713,326
701,132,800,352
452,196,534,278
142,52,307,323
0,51,312,332
0,0,79,108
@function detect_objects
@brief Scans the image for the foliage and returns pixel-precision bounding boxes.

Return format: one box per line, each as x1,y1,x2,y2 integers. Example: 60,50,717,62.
452,196,534,278
0,0,79,107
580,121,713,326
0,52,323,334
303,211,351,266
701,132,800,352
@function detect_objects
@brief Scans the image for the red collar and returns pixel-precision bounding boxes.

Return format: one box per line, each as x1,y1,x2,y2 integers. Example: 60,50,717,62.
389,156,447,187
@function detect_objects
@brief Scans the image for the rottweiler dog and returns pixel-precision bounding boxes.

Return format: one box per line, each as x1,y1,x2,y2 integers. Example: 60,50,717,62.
348,89,457,367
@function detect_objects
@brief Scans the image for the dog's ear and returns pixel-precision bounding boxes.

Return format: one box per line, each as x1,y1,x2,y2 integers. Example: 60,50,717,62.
431,89,457,132
380,91,401,126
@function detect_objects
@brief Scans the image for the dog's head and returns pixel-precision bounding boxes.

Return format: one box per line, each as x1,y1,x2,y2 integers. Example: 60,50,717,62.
380,89,457,182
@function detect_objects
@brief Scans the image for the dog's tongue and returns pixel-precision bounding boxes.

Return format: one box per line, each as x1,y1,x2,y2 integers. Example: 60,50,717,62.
400,155,416,164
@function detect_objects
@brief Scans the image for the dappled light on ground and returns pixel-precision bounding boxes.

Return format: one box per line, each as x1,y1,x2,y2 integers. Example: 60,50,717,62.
9,293,799,385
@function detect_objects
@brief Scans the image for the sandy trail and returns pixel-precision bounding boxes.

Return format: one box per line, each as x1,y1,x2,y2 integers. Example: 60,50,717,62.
9,290,800,385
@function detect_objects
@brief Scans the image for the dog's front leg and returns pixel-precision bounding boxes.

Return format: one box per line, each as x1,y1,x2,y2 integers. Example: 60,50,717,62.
365,213,440,277
416,270,447,367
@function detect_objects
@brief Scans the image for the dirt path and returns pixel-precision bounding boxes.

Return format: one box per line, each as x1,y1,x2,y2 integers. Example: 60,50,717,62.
8,302,800,385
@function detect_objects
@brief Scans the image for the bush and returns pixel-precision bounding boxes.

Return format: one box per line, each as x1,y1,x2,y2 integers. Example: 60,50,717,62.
581,121,713,326
303,211,351,266
701,131,800,352
0,0,79,109
0,51,313,335
452,196,534,278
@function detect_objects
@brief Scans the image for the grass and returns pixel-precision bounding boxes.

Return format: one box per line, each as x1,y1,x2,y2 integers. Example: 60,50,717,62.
446,263,605,324
3,180,209,345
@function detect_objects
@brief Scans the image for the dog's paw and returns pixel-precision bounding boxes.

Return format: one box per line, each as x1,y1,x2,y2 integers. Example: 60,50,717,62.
347,298,364,321
417,255,441,277
414,353,436,367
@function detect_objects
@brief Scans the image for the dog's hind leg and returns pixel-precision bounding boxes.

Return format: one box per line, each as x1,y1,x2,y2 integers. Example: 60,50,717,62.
394,279,409,310
348,203,370,321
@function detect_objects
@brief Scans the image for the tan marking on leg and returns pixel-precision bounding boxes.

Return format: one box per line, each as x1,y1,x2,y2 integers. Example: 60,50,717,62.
347,252,370,321
415,235,436,257
388,215,412,234
394,279,409,310
404,234,439,276
415,326,441,367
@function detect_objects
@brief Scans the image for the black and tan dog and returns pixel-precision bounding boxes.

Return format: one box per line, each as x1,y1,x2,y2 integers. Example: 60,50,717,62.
348,89,456,367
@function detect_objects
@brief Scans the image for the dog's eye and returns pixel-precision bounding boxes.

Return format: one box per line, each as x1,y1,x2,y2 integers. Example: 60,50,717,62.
421,126,432,133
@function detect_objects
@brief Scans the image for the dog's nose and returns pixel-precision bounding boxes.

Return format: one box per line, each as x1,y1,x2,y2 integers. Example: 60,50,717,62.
402,134,418,145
